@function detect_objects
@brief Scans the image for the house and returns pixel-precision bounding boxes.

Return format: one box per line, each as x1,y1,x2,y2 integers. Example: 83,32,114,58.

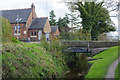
0,4,51,41
50,26,60,38
28,17,51,41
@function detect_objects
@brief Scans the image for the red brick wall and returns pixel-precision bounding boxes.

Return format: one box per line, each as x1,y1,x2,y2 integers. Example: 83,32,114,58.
55,28,60,36
11,23,27,39
28,29,45,41
50,28,60,39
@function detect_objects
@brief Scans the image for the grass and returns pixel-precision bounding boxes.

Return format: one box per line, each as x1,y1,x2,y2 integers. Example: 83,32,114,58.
115,62,120,79
85,46,118,78
2,42,68,78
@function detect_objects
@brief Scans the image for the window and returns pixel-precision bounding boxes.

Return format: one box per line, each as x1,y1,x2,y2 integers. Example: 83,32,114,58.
31,32,33,36
14,25,20,34
18,25,20,34
34,31,36,36
15,26,17,34
31,31,37,37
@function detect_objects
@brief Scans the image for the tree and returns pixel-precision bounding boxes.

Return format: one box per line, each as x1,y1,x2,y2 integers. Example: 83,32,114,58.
67,1,116,40
57,14,70,39
67,12,81,32
49,10,56,26
57,14,70,32
0,17,12,42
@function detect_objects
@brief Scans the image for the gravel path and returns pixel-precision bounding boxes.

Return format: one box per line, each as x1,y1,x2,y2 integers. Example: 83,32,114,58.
105,56,120,78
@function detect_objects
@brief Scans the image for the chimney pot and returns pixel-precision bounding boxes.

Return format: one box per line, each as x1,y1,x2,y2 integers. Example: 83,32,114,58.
31,3,34,8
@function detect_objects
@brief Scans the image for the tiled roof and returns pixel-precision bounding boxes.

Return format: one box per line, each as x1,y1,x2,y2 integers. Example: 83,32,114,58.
0,8,32,23
28,17,48,29
51,26,58,32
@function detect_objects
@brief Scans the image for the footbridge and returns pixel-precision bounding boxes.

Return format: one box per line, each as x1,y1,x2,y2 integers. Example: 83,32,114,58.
62,41,119,56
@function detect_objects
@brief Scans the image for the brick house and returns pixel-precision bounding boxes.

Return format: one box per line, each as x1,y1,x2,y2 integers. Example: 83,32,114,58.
50,26,60,38
0,4,51,41
28,17,51,41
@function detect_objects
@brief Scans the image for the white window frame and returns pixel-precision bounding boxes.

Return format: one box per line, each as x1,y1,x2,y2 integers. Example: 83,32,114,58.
14,25,21,35
30,31,37,37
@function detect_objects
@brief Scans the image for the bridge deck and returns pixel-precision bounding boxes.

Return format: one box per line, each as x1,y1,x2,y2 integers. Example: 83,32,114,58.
62,41,118,48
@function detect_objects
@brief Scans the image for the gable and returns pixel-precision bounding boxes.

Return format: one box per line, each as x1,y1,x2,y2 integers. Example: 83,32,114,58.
51,26,58,32
43,19,51,33
0,8,32,23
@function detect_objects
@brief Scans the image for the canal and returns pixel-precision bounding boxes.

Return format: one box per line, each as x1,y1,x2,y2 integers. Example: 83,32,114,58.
61,52,92,79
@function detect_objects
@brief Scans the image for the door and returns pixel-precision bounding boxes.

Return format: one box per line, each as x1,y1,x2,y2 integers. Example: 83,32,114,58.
38,31,42,40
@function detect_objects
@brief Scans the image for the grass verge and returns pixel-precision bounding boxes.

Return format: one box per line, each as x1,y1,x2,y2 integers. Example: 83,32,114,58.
115,62,120,79
85,46,118,78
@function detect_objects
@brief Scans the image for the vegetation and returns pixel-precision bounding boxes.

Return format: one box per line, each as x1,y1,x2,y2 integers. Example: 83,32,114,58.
76,54,88,75
12,37,20,43
85,46,118,78
2,42,68,78
57,15,70,38
49,10,57,26
1,18,69,79
68,30,91,41
67,1,116,40
115,62,120,79
0,17,12,42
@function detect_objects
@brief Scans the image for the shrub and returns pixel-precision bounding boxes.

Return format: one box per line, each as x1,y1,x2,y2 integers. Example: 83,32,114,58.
41,35,67,57
76,54,88,75
0,17,12,42
12,37,19,43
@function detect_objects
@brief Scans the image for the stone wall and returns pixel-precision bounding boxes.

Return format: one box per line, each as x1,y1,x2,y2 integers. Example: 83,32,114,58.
62,41,119,48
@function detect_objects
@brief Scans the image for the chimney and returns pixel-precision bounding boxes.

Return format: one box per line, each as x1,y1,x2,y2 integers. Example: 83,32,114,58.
31,3,37,19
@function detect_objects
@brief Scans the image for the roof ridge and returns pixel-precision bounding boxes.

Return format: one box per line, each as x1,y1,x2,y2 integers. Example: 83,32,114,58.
40,17,48,18
37,17,48,18
33,17,48,19
0,8,32,11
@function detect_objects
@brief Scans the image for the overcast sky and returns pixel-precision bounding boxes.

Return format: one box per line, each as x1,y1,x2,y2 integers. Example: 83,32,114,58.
0,0,118,37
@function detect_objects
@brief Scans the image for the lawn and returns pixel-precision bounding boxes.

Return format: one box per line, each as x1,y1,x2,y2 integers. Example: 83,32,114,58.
115,62,120,79
85,46,118,78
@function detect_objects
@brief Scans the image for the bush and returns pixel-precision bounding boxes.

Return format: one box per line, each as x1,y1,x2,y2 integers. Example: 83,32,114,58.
0,17,12,42
76,54,88,75
12,37,19,43
41,35,67,57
